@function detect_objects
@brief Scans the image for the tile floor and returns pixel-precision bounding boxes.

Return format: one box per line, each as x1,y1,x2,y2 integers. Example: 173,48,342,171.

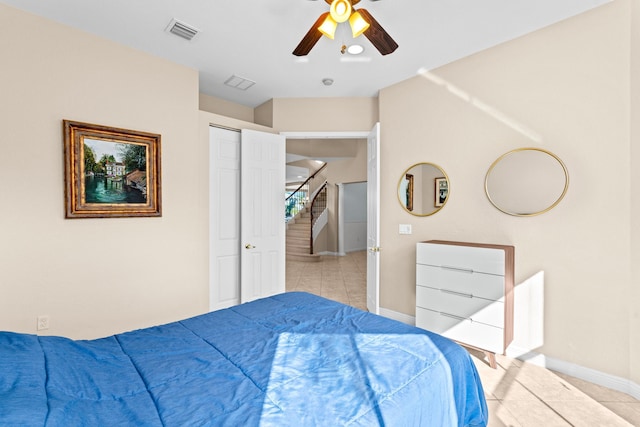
286,250,368,311
285,251,640,426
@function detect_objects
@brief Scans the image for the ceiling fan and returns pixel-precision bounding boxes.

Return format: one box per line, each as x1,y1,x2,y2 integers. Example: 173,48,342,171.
293,0,398,56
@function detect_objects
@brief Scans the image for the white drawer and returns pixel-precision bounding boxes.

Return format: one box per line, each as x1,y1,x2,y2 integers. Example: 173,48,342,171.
417,242,506,276
416,307,504,354
416,264,505,301
416,286,504,328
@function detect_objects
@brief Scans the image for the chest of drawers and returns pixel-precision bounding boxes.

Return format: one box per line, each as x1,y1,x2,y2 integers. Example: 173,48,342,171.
416,240,514,368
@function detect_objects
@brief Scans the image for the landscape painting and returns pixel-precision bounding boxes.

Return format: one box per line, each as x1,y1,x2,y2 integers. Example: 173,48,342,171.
83,138,148,204
64,120,161,218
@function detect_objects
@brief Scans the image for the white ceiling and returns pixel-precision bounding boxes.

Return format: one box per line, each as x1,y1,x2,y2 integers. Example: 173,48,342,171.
2,0,610,108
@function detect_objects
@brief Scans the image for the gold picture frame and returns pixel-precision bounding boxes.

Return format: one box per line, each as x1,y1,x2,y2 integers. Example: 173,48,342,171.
63,120,161,218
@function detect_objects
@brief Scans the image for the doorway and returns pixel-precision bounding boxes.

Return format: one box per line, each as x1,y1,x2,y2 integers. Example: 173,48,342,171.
281,124,380,314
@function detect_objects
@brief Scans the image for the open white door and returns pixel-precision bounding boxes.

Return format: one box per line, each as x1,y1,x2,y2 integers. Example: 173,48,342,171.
367,123,381,314
240,129,286,303
209,127,241,311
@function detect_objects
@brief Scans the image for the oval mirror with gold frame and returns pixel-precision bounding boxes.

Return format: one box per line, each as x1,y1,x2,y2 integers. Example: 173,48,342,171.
485,148,569,217
398,162,450,216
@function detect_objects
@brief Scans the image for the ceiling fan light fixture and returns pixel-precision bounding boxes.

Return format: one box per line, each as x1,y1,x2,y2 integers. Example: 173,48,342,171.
318,14,338,39
349,10,370,38
347,44,364,55
329,0,352,23
294,0,397,56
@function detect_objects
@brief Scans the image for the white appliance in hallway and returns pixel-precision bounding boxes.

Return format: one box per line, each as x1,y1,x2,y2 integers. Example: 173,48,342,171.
338,182,367,254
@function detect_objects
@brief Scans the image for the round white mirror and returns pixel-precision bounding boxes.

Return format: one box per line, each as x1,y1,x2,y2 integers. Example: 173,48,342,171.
485,148,569,216
398,162,449,216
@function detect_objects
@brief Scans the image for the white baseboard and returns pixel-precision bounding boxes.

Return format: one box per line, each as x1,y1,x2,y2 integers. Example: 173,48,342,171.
378,307,640,400
317,251,342,256
506,345,640,400
315,251,364,256
378,307,415,326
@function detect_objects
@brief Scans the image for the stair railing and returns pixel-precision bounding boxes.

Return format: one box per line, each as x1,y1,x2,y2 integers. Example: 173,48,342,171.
285,182,308,221
310,181,328,254
285,163,327,222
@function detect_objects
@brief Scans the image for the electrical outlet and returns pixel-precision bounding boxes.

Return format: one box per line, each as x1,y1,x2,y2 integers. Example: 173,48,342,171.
37,315,50,331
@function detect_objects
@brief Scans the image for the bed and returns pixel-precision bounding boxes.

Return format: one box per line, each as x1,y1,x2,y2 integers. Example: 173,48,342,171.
0,292,488,426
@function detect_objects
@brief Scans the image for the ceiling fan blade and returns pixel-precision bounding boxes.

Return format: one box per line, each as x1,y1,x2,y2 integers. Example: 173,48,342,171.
357,8,398,55
293,12,330,56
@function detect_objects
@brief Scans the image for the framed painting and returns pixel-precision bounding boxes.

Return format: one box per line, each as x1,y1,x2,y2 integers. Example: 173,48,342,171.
63,120,161,218
435,177,448,207
405,173,414,212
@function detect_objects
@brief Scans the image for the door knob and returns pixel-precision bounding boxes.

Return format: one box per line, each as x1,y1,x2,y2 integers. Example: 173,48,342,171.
245,244,256,249
369,246,380,253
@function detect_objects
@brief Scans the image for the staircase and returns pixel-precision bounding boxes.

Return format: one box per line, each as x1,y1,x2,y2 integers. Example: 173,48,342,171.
286,207,321,262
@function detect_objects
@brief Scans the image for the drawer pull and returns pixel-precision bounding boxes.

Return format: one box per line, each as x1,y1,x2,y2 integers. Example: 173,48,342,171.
440,265,475,274
440,288,473,298
439,312,467,321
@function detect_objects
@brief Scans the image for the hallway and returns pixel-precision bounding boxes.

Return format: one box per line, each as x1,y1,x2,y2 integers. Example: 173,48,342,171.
285,251,367,311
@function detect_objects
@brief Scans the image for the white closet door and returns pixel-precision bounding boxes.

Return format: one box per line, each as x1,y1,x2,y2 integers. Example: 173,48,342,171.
240,129,286,303
209,127,241,310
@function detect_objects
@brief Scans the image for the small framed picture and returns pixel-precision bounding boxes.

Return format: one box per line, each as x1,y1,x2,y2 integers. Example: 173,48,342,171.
63,120,161,218
435,177,448,207
404,173,414,211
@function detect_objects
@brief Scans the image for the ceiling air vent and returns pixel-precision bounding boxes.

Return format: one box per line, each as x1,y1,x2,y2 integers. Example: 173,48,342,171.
166,18,199,41
224,75,256,91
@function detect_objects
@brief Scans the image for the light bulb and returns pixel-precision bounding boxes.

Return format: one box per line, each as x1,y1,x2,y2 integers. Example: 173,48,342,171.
330,0,352,23
318,15,338,39
349,10,370,38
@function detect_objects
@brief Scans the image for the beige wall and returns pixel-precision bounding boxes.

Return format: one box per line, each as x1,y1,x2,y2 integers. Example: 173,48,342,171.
255,99,274,128
0,4,207,339
379,0,634,380
199,93,255,123
270,97,378,132
631,0,640,387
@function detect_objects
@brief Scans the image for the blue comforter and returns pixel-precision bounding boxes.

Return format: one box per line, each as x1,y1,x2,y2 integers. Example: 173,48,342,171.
0,292,488,426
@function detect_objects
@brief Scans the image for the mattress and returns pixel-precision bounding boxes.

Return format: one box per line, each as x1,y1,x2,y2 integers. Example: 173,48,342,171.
0,292,488,426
